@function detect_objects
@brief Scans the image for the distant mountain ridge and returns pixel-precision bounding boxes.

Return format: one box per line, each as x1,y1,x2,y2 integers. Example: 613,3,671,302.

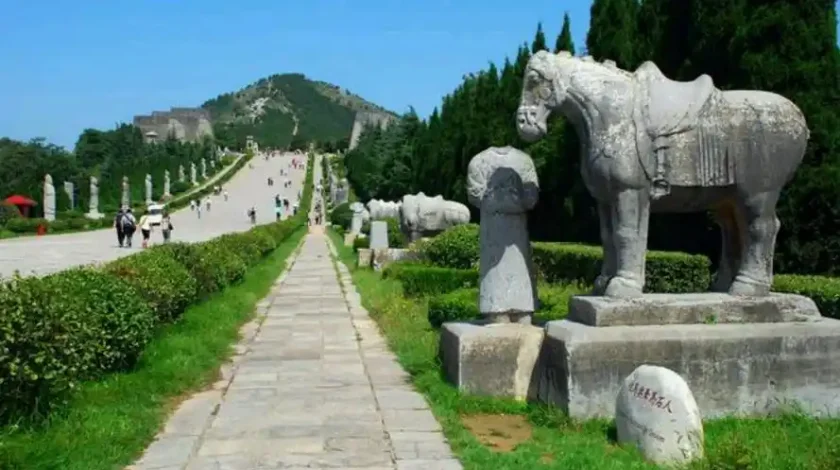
201,73,396,150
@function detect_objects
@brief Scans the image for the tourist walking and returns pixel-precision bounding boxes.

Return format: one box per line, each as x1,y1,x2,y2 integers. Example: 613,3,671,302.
138,211,152,249
161,213,173,243
205,197,212,212
121,208,137,248
247,206,257,224
196,203,202,219
114,208,125,247
223,190,229,201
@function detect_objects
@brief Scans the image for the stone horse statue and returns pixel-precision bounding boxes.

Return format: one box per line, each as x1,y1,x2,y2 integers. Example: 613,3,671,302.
516,51,810,299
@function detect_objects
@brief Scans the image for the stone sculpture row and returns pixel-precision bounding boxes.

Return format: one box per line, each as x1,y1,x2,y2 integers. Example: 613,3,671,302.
41,160,213,220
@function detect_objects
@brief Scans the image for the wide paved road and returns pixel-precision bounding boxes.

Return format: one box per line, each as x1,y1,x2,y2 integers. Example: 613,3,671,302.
0,152,308,279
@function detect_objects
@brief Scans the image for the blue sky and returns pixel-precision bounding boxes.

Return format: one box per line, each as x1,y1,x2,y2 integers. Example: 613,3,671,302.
0,1,837,149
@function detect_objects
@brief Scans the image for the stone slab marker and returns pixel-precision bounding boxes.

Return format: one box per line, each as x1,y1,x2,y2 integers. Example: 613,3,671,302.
440,146,543,401
145,174,153,205
63,181,75,210
369,220,389,249
43,174,56,221
86,176,103,219
615,365,704,465
163,170,171,198
121,176,130,208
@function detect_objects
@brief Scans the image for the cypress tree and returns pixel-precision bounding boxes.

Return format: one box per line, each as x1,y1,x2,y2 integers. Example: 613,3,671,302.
531,22,548,53
586,0,639,69
554,12,576,55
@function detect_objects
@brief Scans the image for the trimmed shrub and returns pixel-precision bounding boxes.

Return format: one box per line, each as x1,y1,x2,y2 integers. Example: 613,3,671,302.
152,242,221,297
384,217,407,248
0,269,153,421
774,274,840,320
215,233,263,267
195,239,248,287
0,202,22,225
243,229,277,255
427,283,588,328
105,250,198,322
353,236,370,251
531,242,711,293
329,202,352,229
383,263,479,297
5,217,47,234
422,224,480,269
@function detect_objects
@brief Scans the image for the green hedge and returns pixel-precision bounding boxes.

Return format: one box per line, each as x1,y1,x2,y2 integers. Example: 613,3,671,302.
773,275,840,320
531,242,712,293
383,262,479,297
353,236,370,251
427,283,586,328
0,153,314,424
421,223,479,269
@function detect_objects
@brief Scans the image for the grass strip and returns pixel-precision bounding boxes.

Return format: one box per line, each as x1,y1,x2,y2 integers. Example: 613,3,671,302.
0,227,306,470
326,229,840,470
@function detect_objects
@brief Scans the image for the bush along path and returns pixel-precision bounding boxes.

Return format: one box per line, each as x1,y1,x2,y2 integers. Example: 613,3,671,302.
0,155,316,469
127,232,461,469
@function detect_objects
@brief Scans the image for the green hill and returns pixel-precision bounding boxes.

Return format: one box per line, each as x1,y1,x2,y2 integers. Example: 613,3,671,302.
202,73,395,150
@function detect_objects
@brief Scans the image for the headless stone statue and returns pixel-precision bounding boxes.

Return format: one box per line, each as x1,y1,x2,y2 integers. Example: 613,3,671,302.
43,174,56,221
63,181,75,210
201,159,207,178
467,146,540,323
178,165,185,182
190,163,197,185
86,176,103,219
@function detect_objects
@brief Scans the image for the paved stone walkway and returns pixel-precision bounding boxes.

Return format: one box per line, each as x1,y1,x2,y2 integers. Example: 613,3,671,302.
129,232,461,470
0,152,306,278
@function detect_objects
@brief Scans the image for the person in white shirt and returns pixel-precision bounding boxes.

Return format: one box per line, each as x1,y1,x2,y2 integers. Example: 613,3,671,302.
138,210,152,248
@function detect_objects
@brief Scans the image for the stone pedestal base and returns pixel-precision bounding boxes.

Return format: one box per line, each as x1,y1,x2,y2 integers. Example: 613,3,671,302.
85,211,104,220
371,248,421,270
344,233,356,247
569,293,821,326
537,318,840,419
440,322,544,400
357,248,372,268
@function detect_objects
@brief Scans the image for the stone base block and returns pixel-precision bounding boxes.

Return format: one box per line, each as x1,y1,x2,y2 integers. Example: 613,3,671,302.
85,211,104,220
538,319,840,419
344,233,357,247
357,248,372,268
371,248,421,270
440,322,544,400
569,293,821,327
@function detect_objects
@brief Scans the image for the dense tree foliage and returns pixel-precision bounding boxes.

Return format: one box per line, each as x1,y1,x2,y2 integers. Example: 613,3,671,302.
344,2,840,275
204,73,390,151
0,125,216,216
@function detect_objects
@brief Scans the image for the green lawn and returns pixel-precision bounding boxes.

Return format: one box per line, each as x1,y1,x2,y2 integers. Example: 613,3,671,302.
326,229,840,470
0,228,306,470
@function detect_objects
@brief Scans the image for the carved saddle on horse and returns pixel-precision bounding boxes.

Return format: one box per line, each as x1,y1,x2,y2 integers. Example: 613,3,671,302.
631,61,720,198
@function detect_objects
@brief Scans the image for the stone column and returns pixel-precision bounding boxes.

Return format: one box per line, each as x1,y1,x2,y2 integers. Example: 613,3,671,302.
43,174,56,221
163,170,171,198
63,181,75,211
145,174,153,205
466,146,540,324
121,176,130,208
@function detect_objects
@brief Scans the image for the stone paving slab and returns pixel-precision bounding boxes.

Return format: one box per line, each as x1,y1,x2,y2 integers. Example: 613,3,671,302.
128,220,461,469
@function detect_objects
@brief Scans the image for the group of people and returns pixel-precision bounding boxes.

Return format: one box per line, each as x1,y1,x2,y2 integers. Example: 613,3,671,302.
114,207,172,249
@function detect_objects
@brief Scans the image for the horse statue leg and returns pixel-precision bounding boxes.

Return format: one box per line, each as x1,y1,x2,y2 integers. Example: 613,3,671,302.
604,188,651,298
711,200,743,292
729,190,781,296
593,202,616,295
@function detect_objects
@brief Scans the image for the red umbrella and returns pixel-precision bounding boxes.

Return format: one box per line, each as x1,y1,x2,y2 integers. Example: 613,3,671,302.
4,195,37,206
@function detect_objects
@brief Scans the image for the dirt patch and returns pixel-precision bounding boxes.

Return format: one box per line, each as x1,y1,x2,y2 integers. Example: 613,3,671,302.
461,414,533,452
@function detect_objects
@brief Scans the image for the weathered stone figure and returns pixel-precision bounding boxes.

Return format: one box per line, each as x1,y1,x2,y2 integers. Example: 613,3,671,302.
86,176,103,219
63,181,75,210
349,202,369,234
178,165,185,183
516,51,810,298
201,158,207,179
400,193,471,242
367,199,402,221
190,163,197,185
467,146,540,323
163,170,171,198
43,174,56,221
145,174,153,205
121,176,130,208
